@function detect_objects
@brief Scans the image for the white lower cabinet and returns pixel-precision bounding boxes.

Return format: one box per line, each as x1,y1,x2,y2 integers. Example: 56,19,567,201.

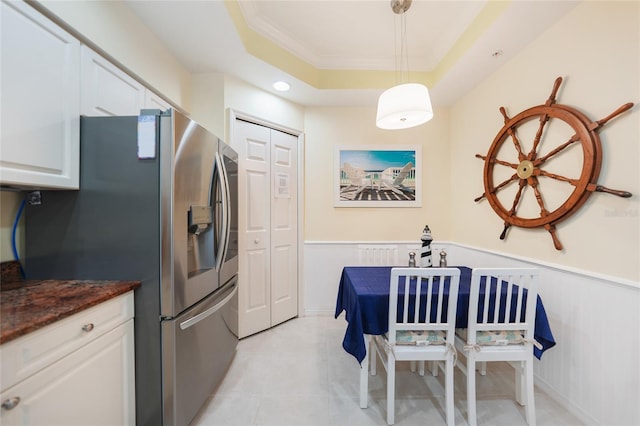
0,293,135,426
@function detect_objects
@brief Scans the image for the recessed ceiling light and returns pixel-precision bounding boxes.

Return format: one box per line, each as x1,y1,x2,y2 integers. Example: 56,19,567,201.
273,81,290,92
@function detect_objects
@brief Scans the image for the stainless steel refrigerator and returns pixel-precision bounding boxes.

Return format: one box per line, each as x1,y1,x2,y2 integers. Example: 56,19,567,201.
24,109,239,426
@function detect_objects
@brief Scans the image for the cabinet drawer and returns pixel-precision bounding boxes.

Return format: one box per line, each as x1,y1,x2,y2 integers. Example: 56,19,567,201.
1,292,133,391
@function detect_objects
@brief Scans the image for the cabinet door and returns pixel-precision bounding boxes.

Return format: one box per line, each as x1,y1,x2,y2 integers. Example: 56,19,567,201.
1,292,135,391
0,320,135,426
0,0,80,189
145,90,171,111
81,46,145,116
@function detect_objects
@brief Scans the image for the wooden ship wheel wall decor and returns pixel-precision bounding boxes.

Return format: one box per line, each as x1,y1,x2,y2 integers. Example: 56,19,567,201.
476,76,633,250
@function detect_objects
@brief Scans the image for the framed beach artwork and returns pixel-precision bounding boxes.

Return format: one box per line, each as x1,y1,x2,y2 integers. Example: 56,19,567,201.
334,145,422,207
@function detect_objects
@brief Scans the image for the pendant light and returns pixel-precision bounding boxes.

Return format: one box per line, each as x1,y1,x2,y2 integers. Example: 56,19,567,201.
376,0,433,130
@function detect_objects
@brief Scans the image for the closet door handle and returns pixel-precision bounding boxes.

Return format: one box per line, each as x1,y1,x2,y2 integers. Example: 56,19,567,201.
2,397,20,410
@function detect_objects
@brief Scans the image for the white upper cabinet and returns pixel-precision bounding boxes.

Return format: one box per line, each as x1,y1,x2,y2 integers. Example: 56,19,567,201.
81,46,171,116
1,1,172,189
0,0,80,189
144,89,171,112
81,46,145,116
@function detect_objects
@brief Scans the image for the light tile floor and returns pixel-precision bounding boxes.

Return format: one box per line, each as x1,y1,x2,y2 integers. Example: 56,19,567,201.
191,315,583,426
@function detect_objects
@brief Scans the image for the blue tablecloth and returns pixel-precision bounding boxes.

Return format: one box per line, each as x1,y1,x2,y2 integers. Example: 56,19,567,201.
334,266,556,364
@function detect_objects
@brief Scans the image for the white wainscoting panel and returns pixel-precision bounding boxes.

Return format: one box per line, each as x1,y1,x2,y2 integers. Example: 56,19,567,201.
303,241,441,316
357,244,399,265
303,240,640,426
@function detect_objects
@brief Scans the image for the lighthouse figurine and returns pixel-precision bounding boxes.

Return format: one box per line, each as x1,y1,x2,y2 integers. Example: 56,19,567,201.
420,225,433,267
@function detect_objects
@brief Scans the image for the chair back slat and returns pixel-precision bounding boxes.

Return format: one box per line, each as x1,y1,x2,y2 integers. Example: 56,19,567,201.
492,277,502,325
435,276,444,324
424,276,433,324
481,281,491,324
415,276,423,323
513,276,523,325
466,268,539,343
388,267,461,344
401,276,410,323
505,278,514,324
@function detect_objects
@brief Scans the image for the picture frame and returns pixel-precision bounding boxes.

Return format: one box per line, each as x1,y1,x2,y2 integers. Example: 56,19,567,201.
334,145,422,207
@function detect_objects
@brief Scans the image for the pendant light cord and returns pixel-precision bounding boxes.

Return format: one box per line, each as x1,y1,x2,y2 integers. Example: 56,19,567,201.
394,9,411,85
394,13,400,85
401,11,409,84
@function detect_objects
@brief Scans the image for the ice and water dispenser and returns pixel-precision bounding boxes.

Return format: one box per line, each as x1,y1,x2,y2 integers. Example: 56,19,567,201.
187,205,215,277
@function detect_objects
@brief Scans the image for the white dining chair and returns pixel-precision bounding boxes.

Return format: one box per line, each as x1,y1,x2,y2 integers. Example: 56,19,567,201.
364,267,460,425
454,268,540,426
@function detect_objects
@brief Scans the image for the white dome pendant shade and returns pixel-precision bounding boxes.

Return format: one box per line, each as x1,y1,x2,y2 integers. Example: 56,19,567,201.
376,83,433,130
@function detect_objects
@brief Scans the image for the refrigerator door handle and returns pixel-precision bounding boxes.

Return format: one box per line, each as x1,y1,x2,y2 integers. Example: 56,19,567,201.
214,152,229,272
179,283,237,330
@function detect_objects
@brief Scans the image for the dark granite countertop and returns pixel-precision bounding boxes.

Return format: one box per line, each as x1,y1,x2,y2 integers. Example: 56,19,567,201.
0,261,140,344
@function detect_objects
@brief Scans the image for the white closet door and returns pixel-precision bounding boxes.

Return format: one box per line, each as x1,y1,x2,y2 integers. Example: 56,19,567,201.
236,120,272,337
234,119,298,337
270,129,298,326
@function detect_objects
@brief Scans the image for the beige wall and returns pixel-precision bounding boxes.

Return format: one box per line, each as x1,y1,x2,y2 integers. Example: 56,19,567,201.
189,74,305,143
0,192,24,263
190,73,226,138
223,75,305,139
304,106,452,242
450,1,639,281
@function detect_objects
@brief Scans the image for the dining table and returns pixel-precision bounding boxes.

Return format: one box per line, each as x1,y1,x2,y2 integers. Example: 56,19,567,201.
334,265,556,365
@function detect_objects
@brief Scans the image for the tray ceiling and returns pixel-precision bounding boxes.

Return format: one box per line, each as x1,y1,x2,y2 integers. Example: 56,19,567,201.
124,0,579,107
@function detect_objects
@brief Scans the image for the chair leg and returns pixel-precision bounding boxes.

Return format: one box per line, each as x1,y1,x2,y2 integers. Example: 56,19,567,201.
387,356,396,425
431,360,438,376
524,360,536,426
410,360,426,376
479,361,487,376
515,361,524,405
360,336,371,409
467,355,477,426
445,358,454,426
370,345,377,376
